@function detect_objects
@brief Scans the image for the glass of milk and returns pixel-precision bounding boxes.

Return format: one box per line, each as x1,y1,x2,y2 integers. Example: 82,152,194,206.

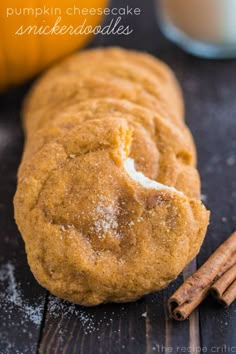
157,0,236,58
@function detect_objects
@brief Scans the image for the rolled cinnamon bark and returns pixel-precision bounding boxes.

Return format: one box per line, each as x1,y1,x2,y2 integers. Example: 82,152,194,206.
218,280,236,307
217,252,236,279
211,264,236,306
168,231,236,321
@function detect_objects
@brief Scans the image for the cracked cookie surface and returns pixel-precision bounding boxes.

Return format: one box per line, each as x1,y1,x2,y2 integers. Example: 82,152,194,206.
14,47,209,305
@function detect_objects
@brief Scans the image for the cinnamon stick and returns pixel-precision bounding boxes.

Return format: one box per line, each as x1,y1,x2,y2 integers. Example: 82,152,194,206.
211,263,236,306
217,252,236,279
218,280,236,307
168,231,236,321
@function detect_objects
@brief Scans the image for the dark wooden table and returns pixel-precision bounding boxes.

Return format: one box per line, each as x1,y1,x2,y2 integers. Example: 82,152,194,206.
0,0,236,353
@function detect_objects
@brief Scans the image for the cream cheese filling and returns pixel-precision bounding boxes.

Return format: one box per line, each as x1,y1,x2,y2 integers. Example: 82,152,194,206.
124,158,183,195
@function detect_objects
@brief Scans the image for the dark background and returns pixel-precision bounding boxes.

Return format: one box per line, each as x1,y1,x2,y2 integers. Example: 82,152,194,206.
0,0,235,353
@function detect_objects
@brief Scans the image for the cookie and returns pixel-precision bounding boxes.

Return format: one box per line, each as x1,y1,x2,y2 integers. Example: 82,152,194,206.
24,48,184,133
14,48,209,305
23,98,198,198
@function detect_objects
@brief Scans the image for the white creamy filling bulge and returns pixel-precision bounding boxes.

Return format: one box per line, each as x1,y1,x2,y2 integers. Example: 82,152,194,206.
124,158,183,195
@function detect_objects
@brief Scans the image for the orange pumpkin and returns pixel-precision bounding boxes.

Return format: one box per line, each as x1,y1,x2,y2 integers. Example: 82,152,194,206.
0,0,108,91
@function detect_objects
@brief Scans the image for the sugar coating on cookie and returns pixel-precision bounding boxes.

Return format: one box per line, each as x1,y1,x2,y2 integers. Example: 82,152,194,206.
14,47,209,306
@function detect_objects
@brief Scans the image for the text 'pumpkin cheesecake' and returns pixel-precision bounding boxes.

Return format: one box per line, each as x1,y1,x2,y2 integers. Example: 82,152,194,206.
14,47,209,305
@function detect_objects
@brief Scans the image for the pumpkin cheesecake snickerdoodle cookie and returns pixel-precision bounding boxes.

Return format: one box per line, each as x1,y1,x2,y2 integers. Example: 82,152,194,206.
14,48,209,306
23,47,184,133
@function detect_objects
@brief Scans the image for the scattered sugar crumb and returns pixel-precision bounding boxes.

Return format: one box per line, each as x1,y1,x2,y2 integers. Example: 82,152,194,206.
90,196,120,239
0,262,43,326
69,154,76,159
60,224,74,232
141,312,147,318
119,258,125,265
48,297,97,334
48,296,126,335
221,217,227,223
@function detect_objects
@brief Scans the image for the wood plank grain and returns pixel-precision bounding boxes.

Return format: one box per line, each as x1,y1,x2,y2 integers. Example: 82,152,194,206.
38,275,191,354
39,294,148,354
183,260,200,354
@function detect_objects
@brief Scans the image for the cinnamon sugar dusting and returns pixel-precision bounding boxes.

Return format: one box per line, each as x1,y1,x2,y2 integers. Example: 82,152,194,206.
91,196,120,239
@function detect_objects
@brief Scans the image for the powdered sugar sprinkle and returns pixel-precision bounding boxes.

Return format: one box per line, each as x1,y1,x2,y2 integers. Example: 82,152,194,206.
0,262,43,326
89,196,120,239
